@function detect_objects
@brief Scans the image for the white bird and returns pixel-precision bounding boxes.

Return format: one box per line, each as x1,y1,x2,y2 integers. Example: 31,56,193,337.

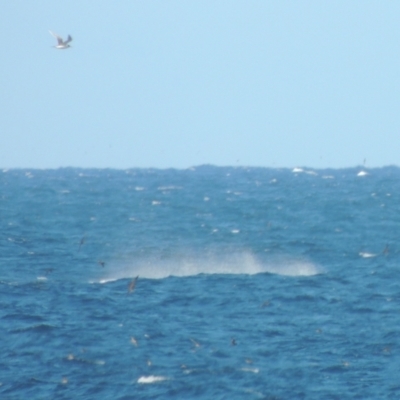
49,31,72,49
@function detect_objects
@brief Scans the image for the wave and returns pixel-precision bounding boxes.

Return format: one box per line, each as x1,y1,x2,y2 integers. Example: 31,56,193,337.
9,323,56,333
92,251,322,282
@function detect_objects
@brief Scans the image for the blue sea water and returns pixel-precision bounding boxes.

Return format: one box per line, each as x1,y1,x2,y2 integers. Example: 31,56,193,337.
1,165,400,399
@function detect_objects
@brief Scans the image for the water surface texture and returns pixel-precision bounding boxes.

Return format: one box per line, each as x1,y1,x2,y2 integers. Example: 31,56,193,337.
1,166,399,399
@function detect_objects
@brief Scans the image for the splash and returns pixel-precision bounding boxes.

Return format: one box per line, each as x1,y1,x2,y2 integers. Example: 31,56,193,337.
262,259,321,276
95,251,322,282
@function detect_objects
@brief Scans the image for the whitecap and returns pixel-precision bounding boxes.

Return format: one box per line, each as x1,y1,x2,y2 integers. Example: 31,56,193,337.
241,367,259,374
89,278,119,284
359,252,377,258
292,168,304,173
157,186,182,191
137,375,168,384
357,170,368,177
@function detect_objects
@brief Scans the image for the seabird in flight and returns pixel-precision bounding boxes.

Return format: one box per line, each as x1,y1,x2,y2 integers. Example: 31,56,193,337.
78,236,85,252
49,31,73,49
128,276,139,293
130,336,138,346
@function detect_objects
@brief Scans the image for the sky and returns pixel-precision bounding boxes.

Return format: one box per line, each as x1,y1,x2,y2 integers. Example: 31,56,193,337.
1,1,400,169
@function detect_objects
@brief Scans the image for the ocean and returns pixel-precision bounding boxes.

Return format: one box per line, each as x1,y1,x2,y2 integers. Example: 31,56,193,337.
1,165,399,399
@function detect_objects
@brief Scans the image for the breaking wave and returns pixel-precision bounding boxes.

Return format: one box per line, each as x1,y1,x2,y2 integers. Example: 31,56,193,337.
94,251,322,283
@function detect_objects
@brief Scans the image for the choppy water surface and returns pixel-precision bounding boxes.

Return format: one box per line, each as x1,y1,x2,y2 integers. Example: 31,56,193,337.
1,166,400,399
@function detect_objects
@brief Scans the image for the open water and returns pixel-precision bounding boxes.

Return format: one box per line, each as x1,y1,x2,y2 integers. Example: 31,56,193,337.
1,166,400,399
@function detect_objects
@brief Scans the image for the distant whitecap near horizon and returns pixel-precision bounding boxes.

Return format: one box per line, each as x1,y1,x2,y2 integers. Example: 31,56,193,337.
292,167,304,173
292,167,318,176
357,170,369,177
49,31,72,49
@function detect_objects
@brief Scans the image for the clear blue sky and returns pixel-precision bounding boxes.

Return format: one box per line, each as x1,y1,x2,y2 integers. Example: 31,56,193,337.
1,1,399,169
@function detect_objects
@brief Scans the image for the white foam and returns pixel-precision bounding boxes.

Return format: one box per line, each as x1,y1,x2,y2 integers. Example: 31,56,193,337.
137,375,168,384
241,367,259,373
94,252,322,282
292,168,318,176
359,252,377,258
264,260,320,276
157,186,182,191
97,278,119,284
357,170,368,177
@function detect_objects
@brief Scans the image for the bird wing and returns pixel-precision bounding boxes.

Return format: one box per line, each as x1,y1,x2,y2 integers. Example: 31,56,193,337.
49,30,63,45
65,35,73,44
128,276,139,293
